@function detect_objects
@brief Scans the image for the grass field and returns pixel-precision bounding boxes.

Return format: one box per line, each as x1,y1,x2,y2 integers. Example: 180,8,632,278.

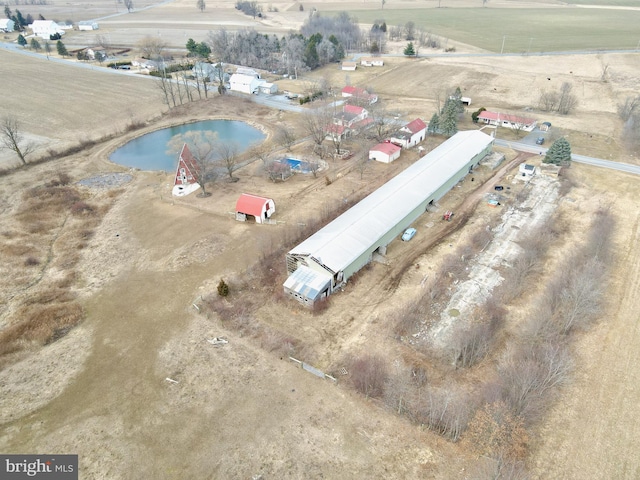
326,8,640,52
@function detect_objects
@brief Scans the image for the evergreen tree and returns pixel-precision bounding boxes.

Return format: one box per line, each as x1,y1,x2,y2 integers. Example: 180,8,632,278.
195,42,211,58
381,22,387,33
56,40,69,57
186,38,197,54
17,34,27,47
428,113,440,134
440,98,459,137
544,137,572,165
403,42,415,57
15,9,26,27
30,38,41,51
4,5,11,19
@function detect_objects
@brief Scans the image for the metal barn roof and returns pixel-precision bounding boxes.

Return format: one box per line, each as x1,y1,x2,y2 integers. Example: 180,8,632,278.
283,265,332,300
288,130,493,274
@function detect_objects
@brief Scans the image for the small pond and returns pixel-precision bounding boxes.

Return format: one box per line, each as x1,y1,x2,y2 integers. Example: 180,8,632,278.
110,120,265,172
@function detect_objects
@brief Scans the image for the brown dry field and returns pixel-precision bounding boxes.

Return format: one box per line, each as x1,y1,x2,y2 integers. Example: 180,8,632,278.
1,3,640,478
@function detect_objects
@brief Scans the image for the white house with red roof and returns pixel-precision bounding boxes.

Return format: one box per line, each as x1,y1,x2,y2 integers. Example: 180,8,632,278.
341,86,378,105
390,118,427,149
235,194,276,223
172,144,201,197
478,111,537,132
369,141,402,164
327,105,373,140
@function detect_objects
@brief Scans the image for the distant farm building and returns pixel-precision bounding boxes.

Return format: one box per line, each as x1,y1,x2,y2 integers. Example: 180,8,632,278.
78,21,99,31
172,144,201,197
389,118,427,149
284,130,495,306
30,20,65,39
258,82,278,94
369,142,401,164
519,163,536,177
341,86,378,105
341,61,357,71
478,111,537,132
0,18,15,32
192,62,229,83
229,73,263,94
235,194,275,223
360,57,384,67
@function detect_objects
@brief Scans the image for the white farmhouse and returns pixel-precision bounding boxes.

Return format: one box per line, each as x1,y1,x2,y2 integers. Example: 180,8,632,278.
0,18,15,32
30,20,65,39
389,118,427,149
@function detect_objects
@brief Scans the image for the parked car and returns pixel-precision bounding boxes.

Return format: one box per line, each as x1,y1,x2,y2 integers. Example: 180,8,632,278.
402,227,417,242
536,137,545,145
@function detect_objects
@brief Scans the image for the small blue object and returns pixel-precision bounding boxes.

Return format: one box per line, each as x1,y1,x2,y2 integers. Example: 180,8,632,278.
402,228,417,242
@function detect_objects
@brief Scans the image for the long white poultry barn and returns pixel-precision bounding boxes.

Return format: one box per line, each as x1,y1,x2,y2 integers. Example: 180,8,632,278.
283,130,494,307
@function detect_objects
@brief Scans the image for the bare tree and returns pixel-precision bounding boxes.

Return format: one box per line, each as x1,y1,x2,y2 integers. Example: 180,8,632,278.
216,141,240,180
366,102,395,142
347,354,389,399
498,341,571,423
95,34,111,50
196,0,206,11
0,115,35,165
404,21,416,41
557,82,577,115
538,90,559,112
466,401,528,461
301,103,333,153
124,0,133,12
275,125,296,152
617,95,640,121
167,131,219,196
138,36,166,60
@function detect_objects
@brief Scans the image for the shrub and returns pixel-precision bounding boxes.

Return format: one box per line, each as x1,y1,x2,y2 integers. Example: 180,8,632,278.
217,278,229,297
24,256,40,266
347,353,389,398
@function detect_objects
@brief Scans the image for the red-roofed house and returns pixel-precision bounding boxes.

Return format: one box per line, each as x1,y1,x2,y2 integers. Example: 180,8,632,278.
390,118,427,148
172,144,201,197
235,194,276,223
478,111,537,132
327,105,372,140
341,86,378,105
369,141,402,164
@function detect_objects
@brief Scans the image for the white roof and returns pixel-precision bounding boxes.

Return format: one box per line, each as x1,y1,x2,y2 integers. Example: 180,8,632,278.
289,130,493,273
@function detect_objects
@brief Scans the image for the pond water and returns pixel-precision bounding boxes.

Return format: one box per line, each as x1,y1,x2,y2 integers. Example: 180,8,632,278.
109,120,265,172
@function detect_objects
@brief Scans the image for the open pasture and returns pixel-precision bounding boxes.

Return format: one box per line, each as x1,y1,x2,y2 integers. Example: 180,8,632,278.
328,7,640,52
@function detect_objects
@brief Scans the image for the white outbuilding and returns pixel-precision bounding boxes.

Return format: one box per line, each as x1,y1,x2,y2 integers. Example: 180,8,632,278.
0,18,15,32
229,73,263,94
369,142,402,164
30,20,65,39
78,21,99,31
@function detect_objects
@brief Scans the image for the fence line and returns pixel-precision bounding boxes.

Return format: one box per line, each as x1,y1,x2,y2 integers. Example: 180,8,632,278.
289,357,337,383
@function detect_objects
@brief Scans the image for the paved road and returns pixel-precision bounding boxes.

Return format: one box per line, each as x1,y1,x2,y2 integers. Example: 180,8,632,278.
494,138,640,176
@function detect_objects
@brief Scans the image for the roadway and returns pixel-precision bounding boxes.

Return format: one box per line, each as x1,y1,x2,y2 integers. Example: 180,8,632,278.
493,138,640,176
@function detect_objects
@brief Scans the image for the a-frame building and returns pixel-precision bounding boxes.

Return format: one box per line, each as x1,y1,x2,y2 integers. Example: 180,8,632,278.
172,144,202,197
